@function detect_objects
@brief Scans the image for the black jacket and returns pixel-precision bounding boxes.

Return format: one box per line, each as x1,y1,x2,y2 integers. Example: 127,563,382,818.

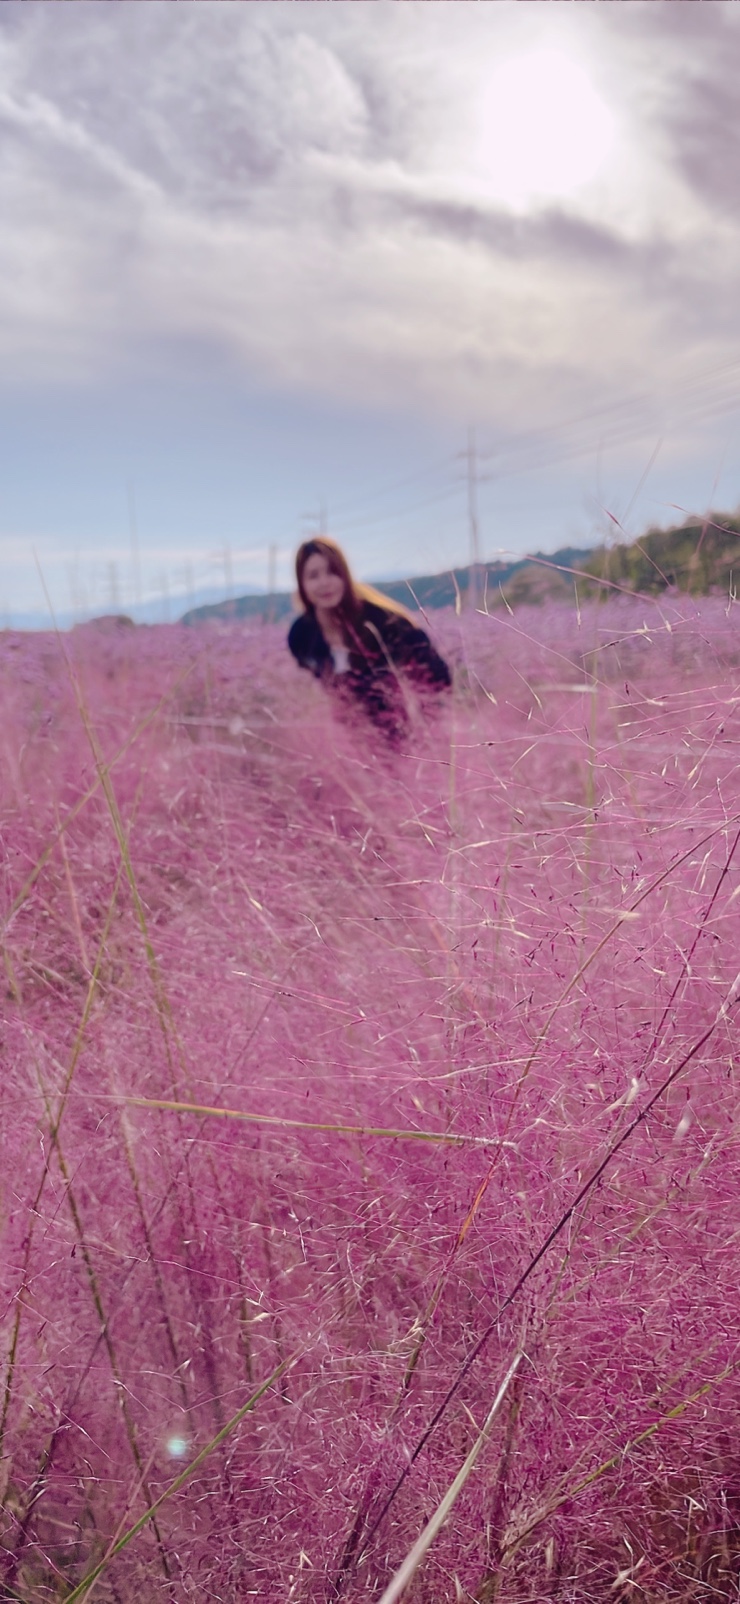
287,601,451,733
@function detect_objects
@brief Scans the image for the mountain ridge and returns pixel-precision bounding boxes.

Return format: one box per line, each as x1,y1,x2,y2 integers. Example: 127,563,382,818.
179,545,592,625
174,513,740,625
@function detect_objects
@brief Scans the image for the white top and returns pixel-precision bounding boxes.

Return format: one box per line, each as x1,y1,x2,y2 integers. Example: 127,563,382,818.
331,645,351,675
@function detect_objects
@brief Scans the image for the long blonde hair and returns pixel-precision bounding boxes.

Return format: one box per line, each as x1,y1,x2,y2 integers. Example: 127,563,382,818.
295,537,412,646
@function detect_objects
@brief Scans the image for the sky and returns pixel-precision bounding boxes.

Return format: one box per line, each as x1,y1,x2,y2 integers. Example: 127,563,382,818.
2,0,740,624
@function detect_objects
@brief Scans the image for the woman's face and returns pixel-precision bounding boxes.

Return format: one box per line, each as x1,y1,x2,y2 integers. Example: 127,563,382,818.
301,553,346,611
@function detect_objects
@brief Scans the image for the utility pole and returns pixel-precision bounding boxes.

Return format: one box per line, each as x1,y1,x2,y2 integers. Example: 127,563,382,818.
465,426,481,611
181,563,195,612
266,542,278,624
456,428,493,610
223,545,234,602
301,500,328,539
68,555,81,624
127,481,142,612
108,560,120,612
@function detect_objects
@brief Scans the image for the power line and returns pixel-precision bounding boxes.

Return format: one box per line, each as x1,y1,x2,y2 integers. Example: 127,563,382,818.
330,480,461,538
324,450,459,522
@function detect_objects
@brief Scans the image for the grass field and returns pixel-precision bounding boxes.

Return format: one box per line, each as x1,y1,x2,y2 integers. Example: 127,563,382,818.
2,595,740,1602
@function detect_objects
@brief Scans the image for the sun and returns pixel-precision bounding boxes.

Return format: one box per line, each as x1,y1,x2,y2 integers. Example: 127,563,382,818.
478,48,616,208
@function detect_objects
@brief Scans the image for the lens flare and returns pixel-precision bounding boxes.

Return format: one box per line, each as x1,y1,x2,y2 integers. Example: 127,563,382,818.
166,1435,189,1459
479,48,616,207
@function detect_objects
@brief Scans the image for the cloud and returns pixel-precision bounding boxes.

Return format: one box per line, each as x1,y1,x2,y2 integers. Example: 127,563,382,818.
605,2,740,221
0,0,739,445
1,5,370,199
666,66,740,217
377,190,633,266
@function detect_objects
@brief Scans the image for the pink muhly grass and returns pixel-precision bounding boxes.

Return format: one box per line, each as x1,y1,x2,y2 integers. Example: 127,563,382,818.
1,596,740,1600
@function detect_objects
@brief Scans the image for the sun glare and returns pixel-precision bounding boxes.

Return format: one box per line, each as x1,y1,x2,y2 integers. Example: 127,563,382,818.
478,48,616,208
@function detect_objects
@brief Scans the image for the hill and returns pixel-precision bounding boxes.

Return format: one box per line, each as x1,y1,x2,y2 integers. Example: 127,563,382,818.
178,516,740,625
179,546,593,625
579,512,740,597
491,515,740,606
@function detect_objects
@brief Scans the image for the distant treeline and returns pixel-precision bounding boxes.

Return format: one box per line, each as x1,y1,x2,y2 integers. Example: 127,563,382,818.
179,546,591,624
179,515,740,624
579,514,740,597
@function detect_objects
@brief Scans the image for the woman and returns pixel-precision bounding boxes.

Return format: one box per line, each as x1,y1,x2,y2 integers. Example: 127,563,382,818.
288,537,451,741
